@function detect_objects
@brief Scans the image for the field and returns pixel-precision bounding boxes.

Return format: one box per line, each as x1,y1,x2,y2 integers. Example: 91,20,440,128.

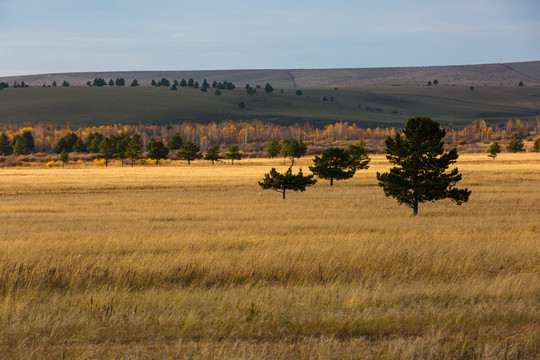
1,85,539,128
0,154,539,359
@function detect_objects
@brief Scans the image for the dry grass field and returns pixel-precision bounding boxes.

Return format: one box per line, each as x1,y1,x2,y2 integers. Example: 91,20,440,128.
0,154,539,359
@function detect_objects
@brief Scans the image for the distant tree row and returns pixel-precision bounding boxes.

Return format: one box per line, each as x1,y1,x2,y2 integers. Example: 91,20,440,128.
50,131,245,167
86,78,128,87
151,78,236,92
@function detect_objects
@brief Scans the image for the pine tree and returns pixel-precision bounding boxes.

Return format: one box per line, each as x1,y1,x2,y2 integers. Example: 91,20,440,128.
487,141,501,160
0,133,13,155
259,167,317,199
204,144,221,165
176,141,202,165
225,144,242,165
265,140,281,158
309,147,356,186
98,137,116,166
125,139,142,167
376,116,471,216
167,133,183,150
280,138,307,165
59,149,69,168
264,83,274,93
147,140,169,165
12,138,27,156
116,137,131,167
506,134,524,152
73,138,87,153
346,140,371,170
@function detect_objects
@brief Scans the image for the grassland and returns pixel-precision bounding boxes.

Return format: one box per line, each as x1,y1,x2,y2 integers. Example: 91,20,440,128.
1,85,539,128
0,154,539,359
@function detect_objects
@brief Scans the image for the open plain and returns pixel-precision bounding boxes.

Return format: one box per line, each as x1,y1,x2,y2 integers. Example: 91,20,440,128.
0,154,539,359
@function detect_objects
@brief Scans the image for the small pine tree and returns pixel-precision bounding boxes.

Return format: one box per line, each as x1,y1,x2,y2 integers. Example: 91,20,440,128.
130,79,139,87
265,140,281,158
264,83,274,93
125,139,142,167
225,145,242,165
176,141,202,165
204,144,221,165
12,138,27,156
59,149,69,168
0,133,13,155
280,138,307,166
98,137,116,166
73,138,87,153
506,134,524,152
147,140,169,165
167,133,183,150
346,140,370,170
533,137,540,152
259,167,317,199
62,80,70,87
487,141,501,160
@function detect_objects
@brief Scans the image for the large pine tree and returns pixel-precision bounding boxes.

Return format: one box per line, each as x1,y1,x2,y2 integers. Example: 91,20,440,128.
377,116,470,216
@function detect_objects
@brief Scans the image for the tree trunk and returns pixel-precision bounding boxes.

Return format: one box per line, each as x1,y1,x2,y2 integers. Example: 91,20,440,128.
156,159,158,165
282,189,286,199
413,202,418,216
330,178,333,186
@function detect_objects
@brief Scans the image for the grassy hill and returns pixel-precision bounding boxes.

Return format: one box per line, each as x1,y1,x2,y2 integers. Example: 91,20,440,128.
0,85,539,128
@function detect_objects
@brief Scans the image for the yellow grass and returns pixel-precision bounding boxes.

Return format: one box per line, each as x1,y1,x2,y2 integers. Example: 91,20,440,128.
0,154,539,359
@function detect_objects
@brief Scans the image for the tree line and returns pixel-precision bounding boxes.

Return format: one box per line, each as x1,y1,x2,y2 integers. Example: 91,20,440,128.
38,131,247,168
0,119,538,156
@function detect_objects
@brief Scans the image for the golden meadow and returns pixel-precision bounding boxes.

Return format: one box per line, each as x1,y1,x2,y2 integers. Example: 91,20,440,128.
0,154,539,359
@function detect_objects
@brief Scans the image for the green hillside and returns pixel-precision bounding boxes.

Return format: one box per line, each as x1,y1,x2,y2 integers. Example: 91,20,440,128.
1,85,539,128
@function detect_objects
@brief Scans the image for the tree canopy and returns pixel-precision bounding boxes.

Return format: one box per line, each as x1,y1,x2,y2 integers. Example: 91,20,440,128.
376,116,470,216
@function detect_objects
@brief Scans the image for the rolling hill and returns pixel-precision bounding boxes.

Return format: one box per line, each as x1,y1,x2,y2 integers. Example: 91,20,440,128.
0,61,539,128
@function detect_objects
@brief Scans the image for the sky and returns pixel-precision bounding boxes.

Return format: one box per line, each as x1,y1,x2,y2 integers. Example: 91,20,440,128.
0,0,539,76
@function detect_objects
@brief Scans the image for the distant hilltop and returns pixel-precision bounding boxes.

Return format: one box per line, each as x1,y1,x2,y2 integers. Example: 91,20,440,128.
1,61,539,88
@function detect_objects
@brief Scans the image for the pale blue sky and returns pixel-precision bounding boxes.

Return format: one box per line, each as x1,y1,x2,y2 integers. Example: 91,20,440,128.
0,0,539,76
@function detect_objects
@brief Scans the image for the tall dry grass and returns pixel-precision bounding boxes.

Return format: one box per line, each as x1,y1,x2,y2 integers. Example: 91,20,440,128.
0,154,539,359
